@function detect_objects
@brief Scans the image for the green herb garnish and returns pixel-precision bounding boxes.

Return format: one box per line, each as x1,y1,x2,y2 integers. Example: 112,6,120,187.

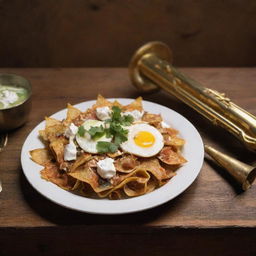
122,114,134,126
108,122,128,145
78,125,86,136
111,106,122,121
110,106,134,126
96,141,118,153
88,125,105,140
95,106,134,153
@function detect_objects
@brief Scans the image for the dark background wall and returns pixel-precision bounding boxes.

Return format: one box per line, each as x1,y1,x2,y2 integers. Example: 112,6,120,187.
1,0,256,67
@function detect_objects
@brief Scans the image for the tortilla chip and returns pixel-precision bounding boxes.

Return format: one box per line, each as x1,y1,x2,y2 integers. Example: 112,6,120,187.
160,163,178,179
80,182,98,198
115,154,140,173
107,150,123,158
41,163,76,190
70,153,92,172
122,97,143,111
92,94,112,109
49,137,68,165
142,112,162,126
112,100,123,108
45,117,62,128
40,117,66,142
123,170,150,197
109,172,130,187
81,108,97,120
39,130,48,141
158,147,187,165
68,164,113,193
66,104,82,122
163,134,185,147
123,181,147,197
30,148,53,166
138,158,169,181
98,169,150,197
108,189,123,200
160,127,179,136
146,178,157,193
45,124,66,142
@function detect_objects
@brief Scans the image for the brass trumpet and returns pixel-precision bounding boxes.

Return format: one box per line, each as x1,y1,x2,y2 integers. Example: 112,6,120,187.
129,41,256,190
204,145,256,190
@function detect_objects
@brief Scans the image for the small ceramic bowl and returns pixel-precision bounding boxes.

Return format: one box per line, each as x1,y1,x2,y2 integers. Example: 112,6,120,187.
0,74,32,132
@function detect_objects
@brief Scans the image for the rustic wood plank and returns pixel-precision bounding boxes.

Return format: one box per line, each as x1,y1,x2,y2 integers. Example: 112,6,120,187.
0,1,256,67
0,67,255,231
0,227,256,256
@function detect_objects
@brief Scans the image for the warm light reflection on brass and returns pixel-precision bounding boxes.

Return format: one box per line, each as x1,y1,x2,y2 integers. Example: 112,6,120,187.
129,41,256,152
205,145,256,190
129,41,256,190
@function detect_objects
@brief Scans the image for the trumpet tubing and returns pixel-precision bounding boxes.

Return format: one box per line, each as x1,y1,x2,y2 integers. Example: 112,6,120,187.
129,41,256,152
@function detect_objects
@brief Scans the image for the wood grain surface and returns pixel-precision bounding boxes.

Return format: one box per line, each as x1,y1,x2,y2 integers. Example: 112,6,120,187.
0,68,255,255
0,0,256,67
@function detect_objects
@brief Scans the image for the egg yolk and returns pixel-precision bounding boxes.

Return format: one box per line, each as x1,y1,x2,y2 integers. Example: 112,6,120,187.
134,131,155,148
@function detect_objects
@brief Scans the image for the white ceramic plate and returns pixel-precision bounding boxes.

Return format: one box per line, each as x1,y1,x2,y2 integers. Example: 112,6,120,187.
21,99,204,215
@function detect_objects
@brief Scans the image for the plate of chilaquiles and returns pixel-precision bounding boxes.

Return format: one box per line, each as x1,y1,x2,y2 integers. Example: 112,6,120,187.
21,95,204,214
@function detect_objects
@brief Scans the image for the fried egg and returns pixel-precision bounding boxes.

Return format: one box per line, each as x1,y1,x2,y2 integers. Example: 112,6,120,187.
120,123,164,157
76,119,111,153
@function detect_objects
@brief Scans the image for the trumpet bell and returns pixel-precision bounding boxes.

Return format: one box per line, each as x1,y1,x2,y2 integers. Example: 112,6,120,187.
205,145,256,190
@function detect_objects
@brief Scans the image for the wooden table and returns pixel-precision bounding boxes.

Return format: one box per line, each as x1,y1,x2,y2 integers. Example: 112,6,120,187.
0,68,256,256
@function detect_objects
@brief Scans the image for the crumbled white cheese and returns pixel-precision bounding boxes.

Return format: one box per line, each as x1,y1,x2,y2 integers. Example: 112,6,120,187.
0,90,18,108
161,121,170,128
96,106,111,120
96,157,116,179
122,110,144,121
64,137,77,161
64,123,78,138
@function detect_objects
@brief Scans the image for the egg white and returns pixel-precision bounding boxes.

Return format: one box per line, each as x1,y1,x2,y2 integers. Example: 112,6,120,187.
76,119,111,154
120,123,164,157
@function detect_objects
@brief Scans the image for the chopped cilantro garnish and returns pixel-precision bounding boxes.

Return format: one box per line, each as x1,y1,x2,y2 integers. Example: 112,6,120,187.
94,106,135,153
78,125,86,136
106,121,128,146
96,141,118,153
122,114,134,126
110,106,134,126
111,106,122,121
88,125,105,140
114,132,127,146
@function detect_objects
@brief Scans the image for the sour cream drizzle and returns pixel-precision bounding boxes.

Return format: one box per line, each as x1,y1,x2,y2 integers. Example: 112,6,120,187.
0,85,28,109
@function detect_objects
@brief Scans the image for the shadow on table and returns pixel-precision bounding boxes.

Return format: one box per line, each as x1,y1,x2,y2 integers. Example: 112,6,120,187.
19,169,199,226
204,157,244,194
